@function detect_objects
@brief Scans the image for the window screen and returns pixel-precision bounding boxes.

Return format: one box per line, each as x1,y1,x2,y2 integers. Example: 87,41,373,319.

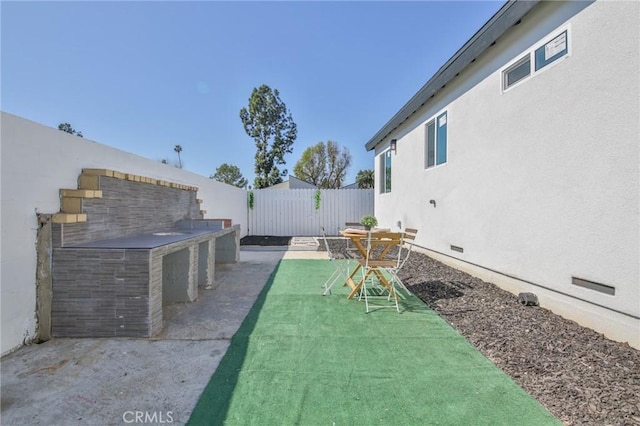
436,112,447,165
380,150,392,193
425,112,448,169
384,150,392,193
426,120,435,168
503,56,531,89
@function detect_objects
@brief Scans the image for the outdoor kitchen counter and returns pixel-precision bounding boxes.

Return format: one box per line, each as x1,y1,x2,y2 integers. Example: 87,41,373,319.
66,228,221,249
51,225,241,338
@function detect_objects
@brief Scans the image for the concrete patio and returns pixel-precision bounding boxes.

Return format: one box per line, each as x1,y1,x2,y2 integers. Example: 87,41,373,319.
0,249,325,426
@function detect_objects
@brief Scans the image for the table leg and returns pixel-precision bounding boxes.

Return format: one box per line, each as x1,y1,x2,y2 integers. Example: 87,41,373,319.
343,264,361,290
347,273,367,300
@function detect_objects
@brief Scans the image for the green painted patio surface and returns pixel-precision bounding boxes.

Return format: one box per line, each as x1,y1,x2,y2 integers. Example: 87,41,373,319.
189,259,559,425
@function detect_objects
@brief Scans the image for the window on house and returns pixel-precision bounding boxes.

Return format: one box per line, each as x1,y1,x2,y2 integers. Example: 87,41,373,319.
380,150,392,193
502,29,569,91
535,30,568,71
425,111,448,169
503,55,531,89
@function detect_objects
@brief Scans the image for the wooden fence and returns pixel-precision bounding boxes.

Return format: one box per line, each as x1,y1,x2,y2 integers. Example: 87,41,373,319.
247,188,374,236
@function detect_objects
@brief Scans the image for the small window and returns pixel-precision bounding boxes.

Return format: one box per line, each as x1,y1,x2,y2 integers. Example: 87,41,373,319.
503,55,531,90
535,30,568,71
436,112,447,165
426,121,436,168
380,150,392,193
425,111,448,169
502,28,569,92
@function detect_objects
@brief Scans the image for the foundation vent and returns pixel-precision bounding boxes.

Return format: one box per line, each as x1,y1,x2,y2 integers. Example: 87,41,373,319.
571,277,615,296
450,245,464,253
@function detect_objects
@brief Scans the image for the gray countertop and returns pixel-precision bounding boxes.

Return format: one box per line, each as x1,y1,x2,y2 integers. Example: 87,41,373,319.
66,229,220,249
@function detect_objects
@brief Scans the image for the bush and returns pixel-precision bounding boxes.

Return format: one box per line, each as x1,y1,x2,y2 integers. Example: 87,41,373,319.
360,215,378,229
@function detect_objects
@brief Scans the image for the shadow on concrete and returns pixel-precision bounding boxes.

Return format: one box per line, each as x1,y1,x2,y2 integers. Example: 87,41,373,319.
0,250,285,426
187,260,282,425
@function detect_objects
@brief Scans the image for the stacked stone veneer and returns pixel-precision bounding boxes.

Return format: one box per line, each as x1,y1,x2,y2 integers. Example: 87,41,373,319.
52,249,153,337
51,169,223,338
51,234,231,338
54,173,202,247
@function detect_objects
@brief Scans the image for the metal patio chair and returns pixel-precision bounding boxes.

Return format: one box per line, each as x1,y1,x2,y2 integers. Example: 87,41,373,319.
320,226,353,296
386,228,418,294
357,230,404,313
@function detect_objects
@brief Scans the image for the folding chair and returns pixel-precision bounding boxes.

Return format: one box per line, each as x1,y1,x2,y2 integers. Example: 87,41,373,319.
357,231,404,313
385,228,418,294
320,226,352,296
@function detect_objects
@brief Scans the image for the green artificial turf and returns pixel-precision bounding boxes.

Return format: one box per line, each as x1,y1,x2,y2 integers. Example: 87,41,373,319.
188,259,560,425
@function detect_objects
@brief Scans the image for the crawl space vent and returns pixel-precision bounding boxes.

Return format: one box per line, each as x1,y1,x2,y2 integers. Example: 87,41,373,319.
571,276,615,295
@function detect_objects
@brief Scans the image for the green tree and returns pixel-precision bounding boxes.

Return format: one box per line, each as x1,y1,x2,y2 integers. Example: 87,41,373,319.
174,144,183,169
293,141,351,189
356,169,375,189
240,84,297,189
57,122,83,137
211,163,248,188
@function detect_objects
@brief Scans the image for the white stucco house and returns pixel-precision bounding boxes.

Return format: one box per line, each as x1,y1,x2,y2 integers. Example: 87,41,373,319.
365,0,639,348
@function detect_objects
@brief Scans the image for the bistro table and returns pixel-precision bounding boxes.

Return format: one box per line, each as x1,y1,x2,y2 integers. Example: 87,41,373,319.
339,228,398,299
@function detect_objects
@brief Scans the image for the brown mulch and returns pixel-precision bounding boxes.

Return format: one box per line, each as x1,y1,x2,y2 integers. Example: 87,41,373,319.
320,239,640,425
240,235,292,246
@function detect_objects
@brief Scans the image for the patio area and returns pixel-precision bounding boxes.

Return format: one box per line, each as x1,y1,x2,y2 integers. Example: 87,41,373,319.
0,250,285,425
188,256,557,425
1,248,558,425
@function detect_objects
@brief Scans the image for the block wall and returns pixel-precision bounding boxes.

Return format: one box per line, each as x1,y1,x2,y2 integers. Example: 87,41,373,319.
51,248,151,337
56,176,201,247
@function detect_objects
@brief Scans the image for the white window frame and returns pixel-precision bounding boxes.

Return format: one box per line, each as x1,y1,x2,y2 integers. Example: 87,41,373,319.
424,110,448,170
503,55,531,90
501,25,571,93
379,149,392,194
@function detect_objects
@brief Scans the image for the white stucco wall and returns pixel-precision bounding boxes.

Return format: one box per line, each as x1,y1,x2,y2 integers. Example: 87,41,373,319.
374,1,639,347
0,112,248,355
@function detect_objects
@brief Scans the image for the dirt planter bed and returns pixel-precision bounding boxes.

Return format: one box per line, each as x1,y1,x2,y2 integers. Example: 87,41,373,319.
240,235,292,246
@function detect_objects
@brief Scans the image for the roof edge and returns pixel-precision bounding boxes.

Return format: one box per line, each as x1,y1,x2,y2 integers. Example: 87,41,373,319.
365,0,540,152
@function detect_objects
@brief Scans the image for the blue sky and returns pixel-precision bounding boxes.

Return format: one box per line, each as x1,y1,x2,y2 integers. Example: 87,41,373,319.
2,1,503,186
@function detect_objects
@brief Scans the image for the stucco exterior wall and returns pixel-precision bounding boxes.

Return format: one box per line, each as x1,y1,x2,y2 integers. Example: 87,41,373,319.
0,112,248,355
374,1,639,347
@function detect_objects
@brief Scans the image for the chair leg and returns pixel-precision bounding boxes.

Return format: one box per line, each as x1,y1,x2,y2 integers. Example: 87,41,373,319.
360,272,366,305
363,279,370,313
390,281,400,313
357,270,369,302
323,266,346,296
359,269,401,313
323,259,352,296
390,271,411,295
322,269,339,295
378,272,400,313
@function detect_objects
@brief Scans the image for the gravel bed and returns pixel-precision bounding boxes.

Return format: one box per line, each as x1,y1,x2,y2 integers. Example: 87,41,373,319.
322,239,640,425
